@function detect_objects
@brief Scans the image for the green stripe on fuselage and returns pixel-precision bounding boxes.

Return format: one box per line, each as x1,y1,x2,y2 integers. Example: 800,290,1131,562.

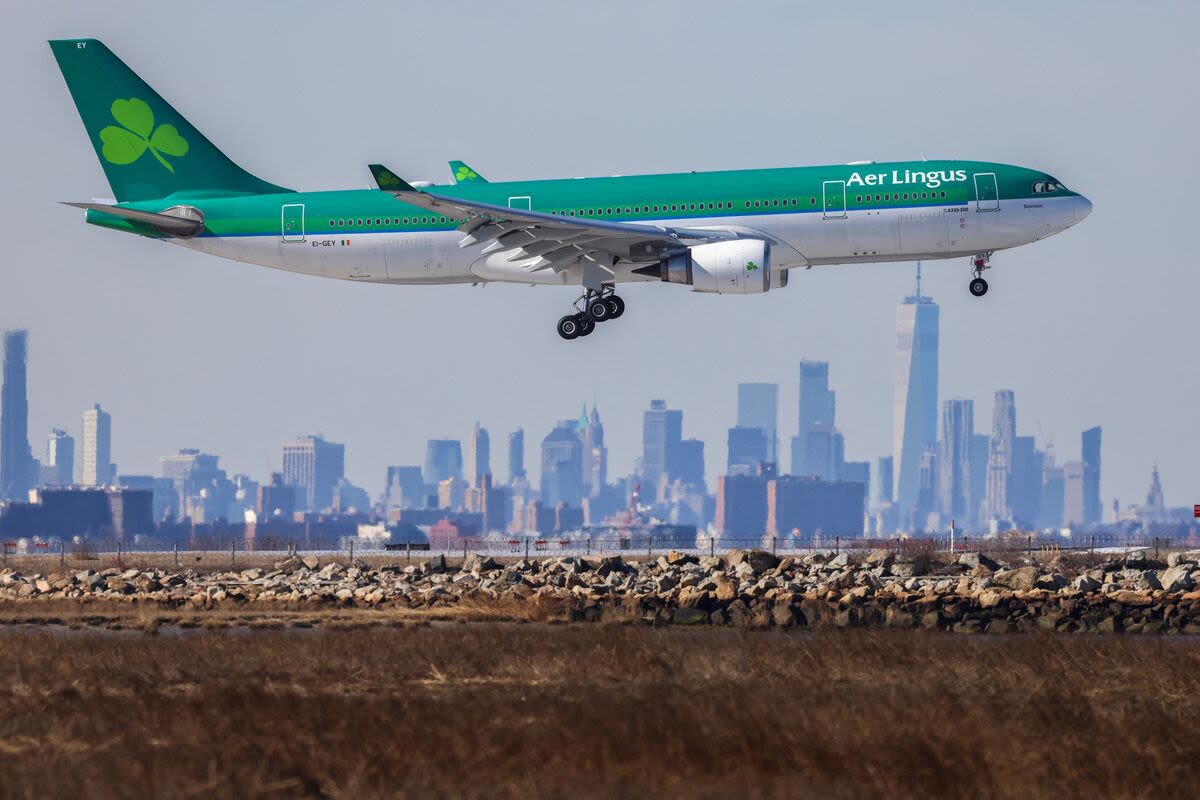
99,160,1076,238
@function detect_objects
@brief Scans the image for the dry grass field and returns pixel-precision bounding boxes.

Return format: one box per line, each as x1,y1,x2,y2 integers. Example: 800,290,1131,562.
0,625,1197,799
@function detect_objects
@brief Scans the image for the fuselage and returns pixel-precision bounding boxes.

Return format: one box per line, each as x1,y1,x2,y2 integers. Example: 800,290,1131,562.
89,159,1092,287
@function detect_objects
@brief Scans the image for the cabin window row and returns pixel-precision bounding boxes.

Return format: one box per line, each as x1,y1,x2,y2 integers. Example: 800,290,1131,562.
328,216,462,227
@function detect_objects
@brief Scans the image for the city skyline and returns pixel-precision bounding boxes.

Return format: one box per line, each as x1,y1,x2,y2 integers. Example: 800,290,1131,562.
1,3,1197,512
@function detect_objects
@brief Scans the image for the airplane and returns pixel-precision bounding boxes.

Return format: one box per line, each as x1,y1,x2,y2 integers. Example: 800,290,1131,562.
50,39,1092,341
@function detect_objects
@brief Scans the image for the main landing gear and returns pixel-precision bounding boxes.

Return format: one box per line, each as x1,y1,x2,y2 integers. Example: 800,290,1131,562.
969,252,991,297
557,287,625,340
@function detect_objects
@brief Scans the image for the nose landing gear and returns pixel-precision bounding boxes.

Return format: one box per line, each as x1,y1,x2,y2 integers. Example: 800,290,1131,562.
557,287,625,340
969,252,991,297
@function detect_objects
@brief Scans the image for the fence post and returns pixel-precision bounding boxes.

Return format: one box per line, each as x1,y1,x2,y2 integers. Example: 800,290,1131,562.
350,538,355,563
772,536,777,556
524,537,529,560
1090,536,1095,556
174,542,179,569
710,537,715,558
117,541,122,566
647,534,652,559
462,540,467,562
1154,537,1160,561
1027,535,1032,559
231,538,236,568
586,536,591,556
835,536,840,555
60,542,65,569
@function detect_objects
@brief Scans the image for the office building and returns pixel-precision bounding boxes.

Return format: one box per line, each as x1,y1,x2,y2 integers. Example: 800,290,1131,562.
642,399,682,502
767,475,866,537
81,404,115,486
737,382,779,465
892,267,939,529
508,428,525,483
1010,436,1043,527
0,486,152,541
876,455,893,504
727,426,767,475
0,331,35,500
541,420,583,508
939,398,973,525
1062,460,1086,526
162,448,234,521
715,468,771,537
465,423,490,488
982,390,1016,523
793,361,835,476
257,472,297,520
1082,426,1102,525
969,433,989,526
577,405,607,497
423,439,463,486
282,435,345,511
42,429,75,487
385,465,425,510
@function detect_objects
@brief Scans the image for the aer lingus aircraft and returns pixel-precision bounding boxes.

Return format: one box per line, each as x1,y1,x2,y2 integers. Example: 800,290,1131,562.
51,39,1092,340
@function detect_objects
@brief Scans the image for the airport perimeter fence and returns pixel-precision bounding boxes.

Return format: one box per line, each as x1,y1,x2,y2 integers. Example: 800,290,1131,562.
1,531,1196,572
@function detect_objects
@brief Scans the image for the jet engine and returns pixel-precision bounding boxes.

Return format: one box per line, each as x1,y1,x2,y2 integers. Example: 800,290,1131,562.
642,239,780,293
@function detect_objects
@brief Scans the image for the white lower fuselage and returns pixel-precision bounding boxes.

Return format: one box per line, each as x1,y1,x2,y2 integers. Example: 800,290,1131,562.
178,195,1091,287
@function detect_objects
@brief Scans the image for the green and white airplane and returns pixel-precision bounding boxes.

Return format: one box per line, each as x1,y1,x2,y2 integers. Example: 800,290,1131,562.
51,39,1092,340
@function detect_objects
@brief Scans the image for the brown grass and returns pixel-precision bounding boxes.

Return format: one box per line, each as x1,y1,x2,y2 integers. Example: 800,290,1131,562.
0,626,1196,799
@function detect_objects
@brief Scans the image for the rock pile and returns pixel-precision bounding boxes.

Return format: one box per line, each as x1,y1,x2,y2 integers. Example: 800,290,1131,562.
3,548,1200,633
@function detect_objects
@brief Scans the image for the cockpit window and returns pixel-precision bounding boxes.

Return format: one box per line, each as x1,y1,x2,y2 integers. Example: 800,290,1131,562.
1032,180,1068,193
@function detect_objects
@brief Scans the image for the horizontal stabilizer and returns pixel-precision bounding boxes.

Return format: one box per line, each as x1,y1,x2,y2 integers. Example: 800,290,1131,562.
63,202,204,237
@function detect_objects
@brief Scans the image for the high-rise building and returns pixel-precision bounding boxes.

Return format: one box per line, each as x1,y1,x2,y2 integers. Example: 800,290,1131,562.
727,426,767,475
676,439,706,487
282,435,345,511
577,405,607,497
767,475,866,537
892,266,939,529
793,361,835,476
1039,455,1065,530
42,429,75,487
0,331,35,500
385,465,425,510
876,455,894,504
969,433,989,526
508,428,525,483
939,398,973,525
737,383,778,465
982,390,1016,523
465,423,490,488
423,439,463,486
715,466,772,537
1081,426,1102,525
1010,436,1044,527
642,399,681,502
81,404,115,486
1062,460,1086,526
257,472,297,520
541,420,583,508
1143,464,1166,522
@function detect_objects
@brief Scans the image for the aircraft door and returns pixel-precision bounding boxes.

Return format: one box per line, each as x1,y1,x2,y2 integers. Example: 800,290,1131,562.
822,181,846,219
974,173,999,211
281,203,305,242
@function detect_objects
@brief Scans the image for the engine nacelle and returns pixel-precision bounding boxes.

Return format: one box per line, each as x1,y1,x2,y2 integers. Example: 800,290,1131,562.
656,239,777,294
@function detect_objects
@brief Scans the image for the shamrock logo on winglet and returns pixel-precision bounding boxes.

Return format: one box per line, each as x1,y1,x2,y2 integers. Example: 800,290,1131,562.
99,98,189,173
455,165,479,182
745,261,759,271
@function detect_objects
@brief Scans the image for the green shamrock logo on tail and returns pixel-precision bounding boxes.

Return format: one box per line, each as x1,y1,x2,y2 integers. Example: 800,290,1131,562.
745,260,758,272
455,165,479,182
99,98,189,173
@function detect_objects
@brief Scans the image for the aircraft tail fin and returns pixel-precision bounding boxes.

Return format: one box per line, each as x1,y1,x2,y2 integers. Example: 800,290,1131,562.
449,160,488,184
49,39,291,202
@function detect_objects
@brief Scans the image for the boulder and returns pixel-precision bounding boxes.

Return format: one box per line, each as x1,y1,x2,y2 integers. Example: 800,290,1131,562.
958,552,1001,572
1111,589,1154,607
1072,575,1102,594
666,550,698,566
714,577,738,602
1137,571,1162,591
596,556,630,577
1167,550,1200,568
300,555,320,570
992,566,1039,591
727,549,779,574
1034,573,1068,591
1160,566,1195,593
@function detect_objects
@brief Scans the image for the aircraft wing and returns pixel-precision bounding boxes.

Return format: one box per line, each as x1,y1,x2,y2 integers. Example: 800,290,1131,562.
369,164,735,275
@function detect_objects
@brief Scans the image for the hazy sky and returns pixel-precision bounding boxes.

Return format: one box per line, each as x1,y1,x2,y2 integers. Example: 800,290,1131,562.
1,1,1196,510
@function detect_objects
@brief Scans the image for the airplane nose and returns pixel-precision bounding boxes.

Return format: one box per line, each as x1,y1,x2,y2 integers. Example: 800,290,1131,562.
1074,195,1093,224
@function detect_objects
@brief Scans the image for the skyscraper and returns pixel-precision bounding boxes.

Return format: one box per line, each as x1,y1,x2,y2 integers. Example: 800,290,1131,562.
642,399,682,502
43,429,75,486
423,439,463,485
282,435,345,511
939,398,974,524
81,404,115,486
727,426,767,475
793,361,835,476
507,429,525,483
737,383,778,465
465,423,490,487
892,267,939,529
0,331,35,500
577,405,607,497
541,420,583,508
1081,426,1102,525
982,390,1016,523
1062,461,1086,526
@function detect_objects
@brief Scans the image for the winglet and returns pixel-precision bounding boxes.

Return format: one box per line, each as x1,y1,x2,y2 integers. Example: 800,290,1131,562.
449,160,488,184
368,164,417,192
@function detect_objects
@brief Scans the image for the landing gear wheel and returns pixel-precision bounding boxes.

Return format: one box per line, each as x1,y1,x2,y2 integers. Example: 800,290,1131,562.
606,295,625,319
969,278,989,297
587,298,611,322
575,314,595,337
557,315,581,340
